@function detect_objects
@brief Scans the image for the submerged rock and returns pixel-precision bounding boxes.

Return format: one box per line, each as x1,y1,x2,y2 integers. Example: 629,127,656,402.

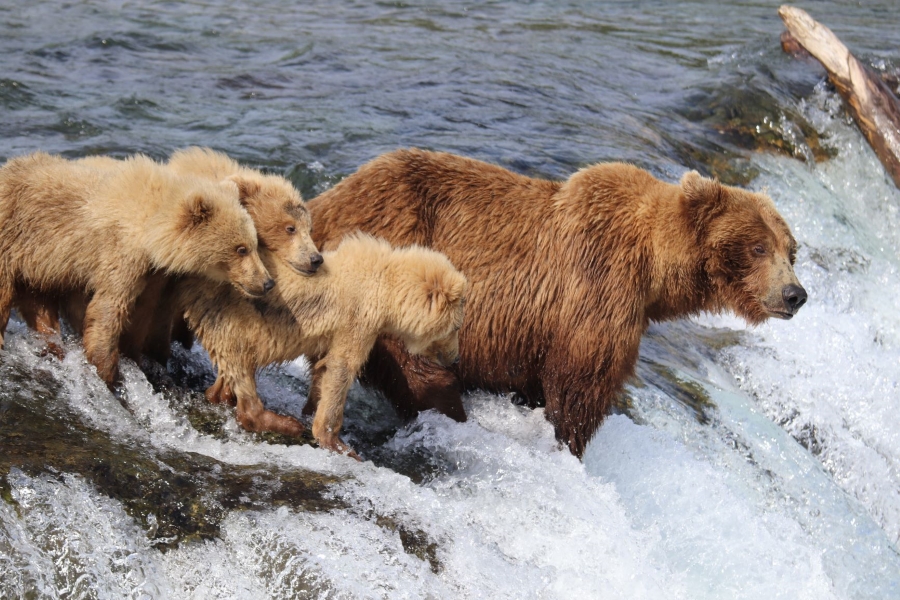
619,321,745,420
700,88,834,163
674,84,836,186
0,357,343,550
0,341,447,577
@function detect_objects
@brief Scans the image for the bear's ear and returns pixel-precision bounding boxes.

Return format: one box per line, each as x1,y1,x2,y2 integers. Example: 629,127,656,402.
426,272,466,313
681,171,727,231
224,175,261,207
184,193,216,228
426,285,449,313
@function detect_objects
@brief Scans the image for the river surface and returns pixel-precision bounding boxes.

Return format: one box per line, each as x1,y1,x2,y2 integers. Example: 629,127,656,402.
2,1,900,598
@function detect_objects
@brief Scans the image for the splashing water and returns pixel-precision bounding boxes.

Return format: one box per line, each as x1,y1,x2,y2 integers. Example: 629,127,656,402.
2,1,900,598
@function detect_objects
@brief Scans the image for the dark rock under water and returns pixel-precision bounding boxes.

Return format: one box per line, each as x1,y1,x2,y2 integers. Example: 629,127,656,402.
0,356,342,550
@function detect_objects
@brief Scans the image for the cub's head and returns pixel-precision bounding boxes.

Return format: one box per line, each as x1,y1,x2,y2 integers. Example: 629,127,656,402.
168,146,322,276
226,173,323,276
381,242,467,366
176,177,274,298
682,172,807,325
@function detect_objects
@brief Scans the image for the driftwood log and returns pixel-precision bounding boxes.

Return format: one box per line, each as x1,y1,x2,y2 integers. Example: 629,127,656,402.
779,5,900,189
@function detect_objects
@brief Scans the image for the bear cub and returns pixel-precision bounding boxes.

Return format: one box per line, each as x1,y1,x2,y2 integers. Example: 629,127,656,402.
0,152,271,386
177,234,467,457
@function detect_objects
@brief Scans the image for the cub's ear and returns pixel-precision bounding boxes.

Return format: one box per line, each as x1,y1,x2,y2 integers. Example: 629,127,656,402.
681,171,727,232
426,284,449,313
183,193,215,228
426,271,467,313
224,174,261,207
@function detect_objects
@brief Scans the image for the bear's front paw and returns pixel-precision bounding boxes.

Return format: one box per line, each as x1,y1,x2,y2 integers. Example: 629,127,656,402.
236,408,306,437
40,340,66,360
205,381,237,406
315,433,361,461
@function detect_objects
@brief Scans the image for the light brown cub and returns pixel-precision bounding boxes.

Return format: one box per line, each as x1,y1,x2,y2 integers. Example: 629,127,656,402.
0,152,271,385
178,235,466,456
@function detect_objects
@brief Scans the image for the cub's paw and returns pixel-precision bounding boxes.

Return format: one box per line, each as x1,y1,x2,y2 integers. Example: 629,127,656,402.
205,380,237,406
237,408,306,437
315,434,361,461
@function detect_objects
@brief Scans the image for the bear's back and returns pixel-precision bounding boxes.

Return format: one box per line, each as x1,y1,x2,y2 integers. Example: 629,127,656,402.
168,146,241,182
0,153,131,287
310,148,560,250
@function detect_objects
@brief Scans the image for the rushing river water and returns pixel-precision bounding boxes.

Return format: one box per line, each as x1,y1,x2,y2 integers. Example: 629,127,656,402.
2,1,900,598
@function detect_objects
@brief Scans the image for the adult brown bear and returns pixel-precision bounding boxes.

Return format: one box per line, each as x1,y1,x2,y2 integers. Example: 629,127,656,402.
308,149,807,457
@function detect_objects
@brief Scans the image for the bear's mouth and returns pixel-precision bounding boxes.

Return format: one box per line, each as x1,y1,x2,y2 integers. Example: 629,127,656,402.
286,260,319,277
768,309,794,320
288,261,319,276
240,284,267,298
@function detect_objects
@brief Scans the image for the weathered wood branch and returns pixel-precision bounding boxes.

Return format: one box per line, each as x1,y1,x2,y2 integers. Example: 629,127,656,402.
779,5,900,189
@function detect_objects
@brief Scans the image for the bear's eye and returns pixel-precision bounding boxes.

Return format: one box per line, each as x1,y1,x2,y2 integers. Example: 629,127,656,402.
286,225,296,234
236,246,249,256
753,245,766,256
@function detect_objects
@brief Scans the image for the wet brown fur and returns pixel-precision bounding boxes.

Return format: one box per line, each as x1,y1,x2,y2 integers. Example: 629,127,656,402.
0,152,270,385
139,147,321,364
178,234,466,456
32,149,317,367
308,148,804,457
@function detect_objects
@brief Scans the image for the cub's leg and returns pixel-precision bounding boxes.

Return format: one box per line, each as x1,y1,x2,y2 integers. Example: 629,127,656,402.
301,365,319,417
16,287,64,359
205,374,236,406
143,277,183,365
171,316,194,350
82,275,147,387
230,367,304,436
0,268,13,348
60,292,89,336
119,272,168,363
308,351,363,460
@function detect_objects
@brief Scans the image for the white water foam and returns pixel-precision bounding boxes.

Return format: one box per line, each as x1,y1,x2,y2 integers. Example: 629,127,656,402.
1,470,167,599
3,317,898,599
2,86,900,600
698,84,900,550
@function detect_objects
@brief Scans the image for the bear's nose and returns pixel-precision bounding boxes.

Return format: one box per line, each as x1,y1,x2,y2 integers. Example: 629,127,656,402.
783,283,807,312
309,253,324,270
263,278,276,293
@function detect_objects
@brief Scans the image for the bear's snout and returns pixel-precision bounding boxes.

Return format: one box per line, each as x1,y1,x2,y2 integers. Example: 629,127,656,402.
782,283,807,314
436,346,460,367
291,252,324,276
435,351,458,367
